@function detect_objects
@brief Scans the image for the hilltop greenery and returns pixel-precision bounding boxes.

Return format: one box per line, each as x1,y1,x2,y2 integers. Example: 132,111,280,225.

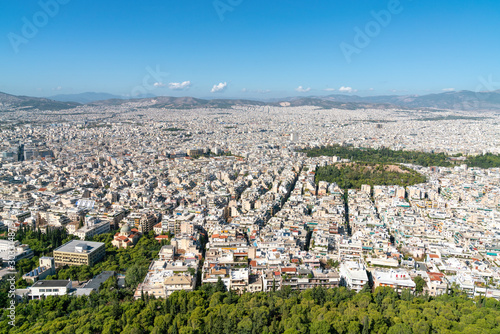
300,145,500,168
466,153,500,169
315,163,426,189
3,283,500,334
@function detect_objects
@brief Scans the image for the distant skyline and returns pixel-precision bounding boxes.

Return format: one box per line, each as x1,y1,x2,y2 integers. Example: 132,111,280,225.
1,0,500,98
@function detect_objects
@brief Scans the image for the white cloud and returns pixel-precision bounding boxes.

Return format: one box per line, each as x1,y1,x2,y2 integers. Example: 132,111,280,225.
168,81,191,90
154,82,166,87
241,88,248,93
369,88,374,91
296,86,311,92
339,86,356,93
211,82,227,93
442,88,455,92
324,88,336,92
52,86,62,91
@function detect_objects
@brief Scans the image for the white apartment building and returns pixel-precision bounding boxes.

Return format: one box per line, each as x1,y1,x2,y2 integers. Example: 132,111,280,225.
339,261,368,292
28,280,72,299
373,270,416,292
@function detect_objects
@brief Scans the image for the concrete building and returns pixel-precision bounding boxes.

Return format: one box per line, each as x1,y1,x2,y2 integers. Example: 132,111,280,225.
74,220,110,240
0,240,33,263
373,270,416,292
53,240,105,267
138,213,156,234
22,257,56,283
75,271,115,295
28,280,72,299
339,261,369,292
163,275,195,296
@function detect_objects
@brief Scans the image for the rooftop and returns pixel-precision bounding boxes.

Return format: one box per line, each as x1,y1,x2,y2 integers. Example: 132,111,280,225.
32,280,71,288
83,271,115,291
54,240,105,254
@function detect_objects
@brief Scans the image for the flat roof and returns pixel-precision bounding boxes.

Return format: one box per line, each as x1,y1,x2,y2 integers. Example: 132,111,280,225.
83,271,115,291
32,280,71,288
54,240,105,254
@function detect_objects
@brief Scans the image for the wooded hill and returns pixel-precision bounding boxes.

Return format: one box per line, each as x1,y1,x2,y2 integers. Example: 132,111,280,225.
2,282,500,334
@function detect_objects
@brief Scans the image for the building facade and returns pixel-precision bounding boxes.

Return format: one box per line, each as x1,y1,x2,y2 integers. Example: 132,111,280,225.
53,240,105,267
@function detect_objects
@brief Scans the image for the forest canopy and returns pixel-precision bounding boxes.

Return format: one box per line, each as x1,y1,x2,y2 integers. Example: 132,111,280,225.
300,145,500,168
315,163,426,189
2,284,500,334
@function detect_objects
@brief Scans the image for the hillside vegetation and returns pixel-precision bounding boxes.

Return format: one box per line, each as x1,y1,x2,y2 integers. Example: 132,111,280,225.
301,145,500,169
315,163,426,189
3,284,500,334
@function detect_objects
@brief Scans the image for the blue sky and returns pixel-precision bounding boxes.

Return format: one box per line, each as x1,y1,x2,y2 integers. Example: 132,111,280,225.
1,0,499,99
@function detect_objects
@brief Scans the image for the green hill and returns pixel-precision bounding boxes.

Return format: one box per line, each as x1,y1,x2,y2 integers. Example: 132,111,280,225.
2,284,499,334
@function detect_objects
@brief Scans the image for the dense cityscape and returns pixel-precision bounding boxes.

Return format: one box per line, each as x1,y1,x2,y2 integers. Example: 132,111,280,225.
1,101,500,332
2,0,500,332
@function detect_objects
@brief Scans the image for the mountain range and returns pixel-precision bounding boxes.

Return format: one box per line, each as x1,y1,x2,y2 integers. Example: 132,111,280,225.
1,90,500,112
0,92,80,111
49,92,156,104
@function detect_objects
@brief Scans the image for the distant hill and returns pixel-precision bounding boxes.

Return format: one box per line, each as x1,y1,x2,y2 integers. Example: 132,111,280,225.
87,96,271,109
90,96,392,110
2,90,500,112
49,92,156,104
147,96,270,109
316,90,500,112
284,97,393,110
396,90,500,111
0,92,80,111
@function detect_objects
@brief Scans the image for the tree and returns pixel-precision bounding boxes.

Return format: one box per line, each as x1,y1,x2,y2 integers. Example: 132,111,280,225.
361,282,372,294
413,276,426,294
310,320,331,334
387,323,412,334
362,316,370,334
236,317,253,334
125,263,147,288
8,277,500,334
215,277,226,293
412,319,430,334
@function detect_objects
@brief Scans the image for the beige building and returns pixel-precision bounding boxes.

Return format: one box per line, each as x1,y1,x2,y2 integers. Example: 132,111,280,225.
138,213,156,234
164,275,195,296
53,240,105,267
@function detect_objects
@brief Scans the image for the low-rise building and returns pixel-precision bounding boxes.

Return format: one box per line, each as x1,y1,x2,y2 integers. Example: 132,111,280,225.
28,280,72,299
53,240,105,267
339,261,369,292
22,257,55,283
0,240,34,263
373,269,416,292
112,224,141,248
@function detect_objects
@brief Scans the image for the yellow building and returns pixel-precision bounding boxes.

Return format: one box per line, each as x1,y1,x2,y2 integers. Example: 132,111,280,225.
53,240,105,267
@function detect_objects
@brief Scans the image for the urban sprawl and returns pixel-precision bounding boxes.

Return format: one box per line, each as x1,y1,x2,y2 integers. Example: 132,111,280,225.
1,101,500,301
